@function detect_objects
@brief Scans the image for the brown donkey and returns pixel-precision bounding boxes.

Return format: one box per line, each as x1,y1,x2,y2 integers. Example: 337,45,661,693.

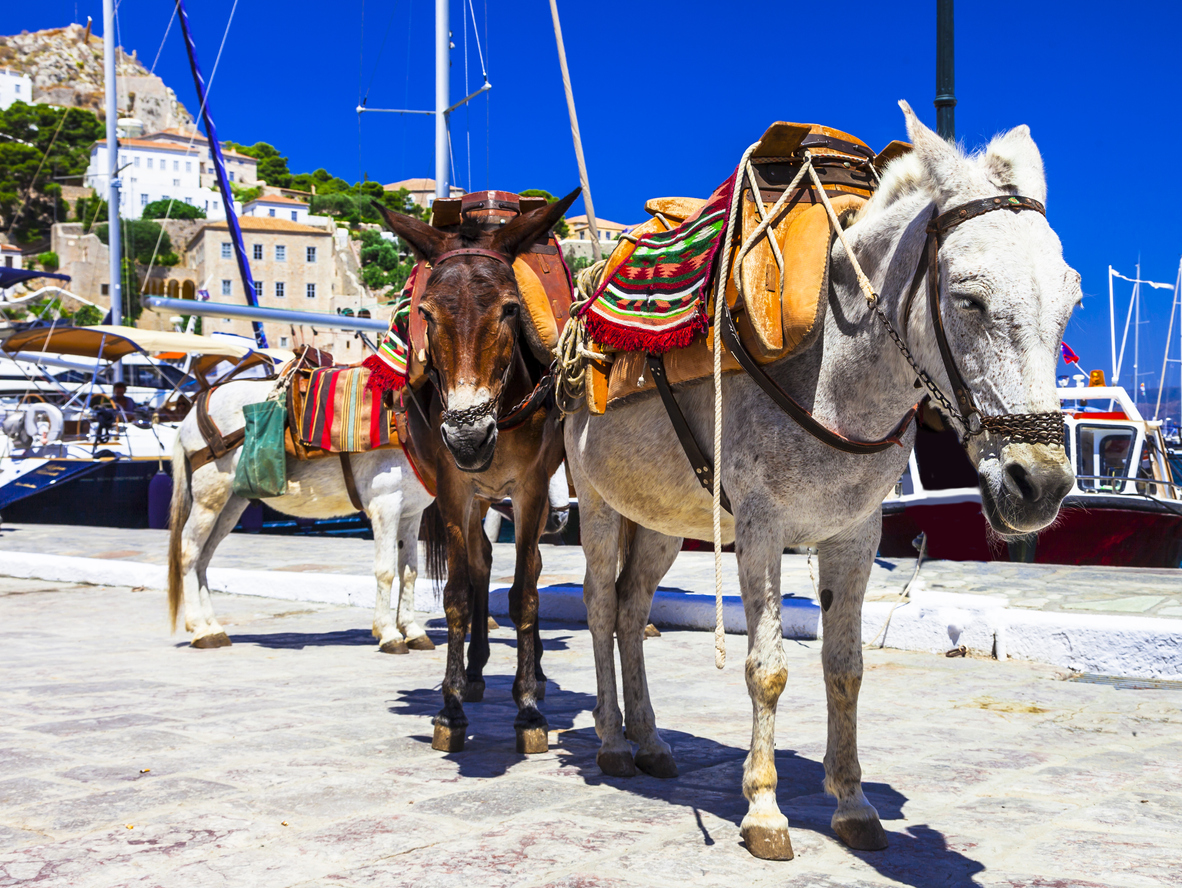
378,189,578,754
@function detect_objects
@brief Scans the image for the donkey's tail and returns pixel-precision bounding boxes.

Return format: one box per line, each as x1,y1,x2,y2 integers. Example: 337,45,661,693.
167,438,192,632
420,502,448,594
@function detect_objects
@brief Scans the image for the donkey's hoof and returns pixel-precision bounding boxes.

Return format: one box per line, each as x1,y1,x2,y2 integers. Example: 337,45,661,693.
406,634,436,651
191,632,231,649
462,680,485,703
515,725,549,755
596,748,637,778
644,623,661,638
432,721,466,752
487,615,500,632
635,748,678,779
379,638,410,655
833,814,888,851
741,819,795,861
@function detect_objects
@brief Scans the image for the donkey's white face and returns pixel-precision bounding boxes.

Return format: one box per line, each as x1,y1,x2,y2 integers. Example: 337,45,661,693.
900,102,1079,534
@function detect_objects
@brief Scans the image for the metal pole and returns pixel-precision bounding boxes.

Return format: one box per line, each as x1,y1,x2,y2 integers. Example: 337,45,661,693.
103,0,123,336
1109,265,1117,383
549,0,600,261
143,296,390,332
435,0,450,200
935,0,956,141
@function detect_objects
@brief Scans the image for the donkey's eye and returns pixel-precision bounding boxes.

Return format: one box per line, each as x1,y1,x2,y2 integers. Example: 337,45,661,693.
955,294,986,314
419,307,435,325
502,303,520,320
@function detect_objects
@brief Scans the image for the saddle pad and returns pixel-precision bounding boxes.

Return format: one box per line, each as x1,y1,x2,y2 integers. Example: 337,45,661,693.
578,177,733,354
299,366,393,453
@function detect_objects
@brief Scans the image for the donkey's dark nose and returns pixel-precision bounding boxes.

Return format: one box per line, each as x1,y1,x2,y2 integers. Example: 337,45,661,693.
1003,460,1039,504
441,415,497,472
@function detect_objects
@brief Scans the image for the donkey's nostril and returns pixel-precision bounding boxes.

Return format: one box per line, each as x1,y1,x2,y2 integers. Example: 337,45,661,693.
1004,462,1039,504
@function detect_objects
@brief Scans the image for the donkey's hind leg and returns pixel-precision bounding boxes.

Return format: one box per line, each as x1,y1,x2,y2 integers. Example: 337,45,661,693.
369,490,410,655
189,482,249,648
818,514,888,852
616,526,681,778
396,510,433,650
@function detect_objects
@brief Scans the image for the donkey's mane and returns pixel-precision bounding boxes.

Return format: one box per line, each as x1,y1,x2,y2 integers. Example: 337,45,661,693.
854,152,930,224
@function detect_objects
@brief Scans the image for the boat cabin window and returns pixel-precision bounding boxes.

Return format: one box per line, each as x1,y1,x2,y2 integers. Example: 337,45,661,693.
1076,424,1139,493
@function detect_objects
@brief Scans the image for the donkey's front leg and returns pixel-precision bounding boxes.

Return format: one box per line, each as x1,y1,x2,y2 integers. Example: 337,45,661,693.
508,485,549,754
432,494,474,753
736,502,794,861
818,513,888,851
369,491,409,655
464,507,492,701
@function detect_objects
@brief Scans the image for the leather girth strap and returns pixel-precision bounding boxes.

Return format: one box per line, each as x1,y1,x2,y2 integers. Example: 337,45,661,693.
190,389,246,471
719,298,917,454
647,354,733,514
339,451,366,515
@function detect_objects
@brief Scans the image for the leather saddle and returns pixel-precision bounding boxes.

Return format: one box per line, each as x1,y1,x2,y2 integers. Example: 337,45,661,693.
402,190,574,388
588,122,910,413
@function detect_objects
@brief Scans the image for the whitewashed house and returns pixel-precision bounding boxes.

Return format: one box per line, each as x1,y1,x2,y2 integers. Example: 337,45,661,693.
84,138,237,220
243,194,312,224
0,68,33,111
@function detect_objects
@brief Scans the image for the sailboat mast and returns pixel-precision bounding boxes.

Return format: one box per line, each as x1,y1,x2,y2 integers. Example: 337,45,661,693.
103,0,123,338
1153,258,1180,420
435,0,449,200
1134,261,1141,407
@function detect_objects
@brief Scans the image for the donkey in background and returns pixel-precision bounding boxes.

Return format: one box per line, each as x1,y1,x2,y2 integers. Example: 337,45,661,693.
379,189,578,755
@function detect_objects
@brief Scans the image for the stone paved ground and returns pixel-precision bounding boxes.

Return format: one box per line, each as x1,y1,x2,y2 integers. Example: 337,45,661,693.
2,576,1181,887
2,524,1180,619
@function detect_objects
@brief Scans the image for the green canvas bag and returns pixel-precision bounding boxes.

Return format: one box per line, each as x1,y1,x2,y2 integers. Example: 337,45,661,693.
232,396,288,498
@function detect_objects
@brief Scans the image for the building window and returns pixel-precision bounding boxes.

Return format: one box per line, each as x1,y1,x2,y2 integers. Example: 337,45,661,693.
172,178,180,187
306,246,317,263
252,244,263,261
275,282,285,298
279,336,289,347
101,284,109,295
162,194,170,202
185,161,192,173
140,193,149,206
253,281,263,298
133,156,140,167
185,196,193,205
221,279,232,296
275,245,286,262
14,84,19,95
268,208,276,218
291,211,298,221
306,283,316,299
229,171,235,182
213,201,220,211
147,158,153,169
221,243,232,259
173,160,179,171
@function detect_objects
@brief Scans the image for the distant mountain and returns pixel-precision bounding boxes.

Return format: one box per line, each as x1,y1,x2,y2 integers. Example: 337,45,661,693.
0,23,191,133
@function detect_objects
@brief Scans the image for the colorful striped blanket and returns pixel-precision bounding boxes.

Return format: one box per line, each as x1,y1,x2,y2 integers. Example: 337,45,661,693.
298,366,393,453
361,268,415,395
578,176,734,354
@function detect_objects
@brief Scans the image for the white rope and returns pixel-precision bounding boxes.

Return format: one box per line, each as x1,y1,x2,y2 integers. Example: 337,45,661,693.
805,162,879,307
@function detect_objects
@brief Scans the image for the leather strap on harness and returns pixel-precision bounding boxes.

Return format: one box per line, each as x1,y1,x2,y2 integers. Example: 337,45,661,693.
190,389,246,471
433,248,512,270
647,354,733,513
339,451,366,514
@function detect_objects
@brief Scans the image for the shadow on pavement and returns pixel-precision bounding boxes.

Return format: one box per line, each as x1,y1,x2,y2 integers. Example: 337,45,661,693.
230,628,376,649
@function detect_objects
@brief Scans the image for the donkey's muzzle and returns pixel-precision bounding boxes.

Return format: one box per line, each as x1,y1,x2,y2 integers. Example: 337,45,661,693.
441,415,497,473
980,442,1073,535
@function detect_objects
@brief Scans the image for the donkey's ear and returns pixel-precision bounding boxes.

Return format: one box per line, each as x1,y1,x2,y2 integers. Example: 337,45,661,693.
899,100,973,208
980,125,1047,205
376,204,449,262
491,187,581,261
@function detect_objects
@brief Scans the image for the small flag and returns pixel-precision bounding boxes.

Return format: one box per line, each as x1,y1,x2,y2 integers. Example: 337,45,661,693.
1060,342,1080,365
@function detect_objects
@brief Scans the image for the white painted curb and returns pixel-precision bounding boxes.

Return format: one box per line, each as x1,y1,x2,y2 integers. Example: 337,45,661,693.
3,551,1179,679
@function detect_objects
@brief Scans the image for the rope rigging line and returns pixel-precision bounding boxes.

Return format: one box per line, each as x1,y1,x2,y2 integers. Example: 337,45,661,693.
149,4,178,75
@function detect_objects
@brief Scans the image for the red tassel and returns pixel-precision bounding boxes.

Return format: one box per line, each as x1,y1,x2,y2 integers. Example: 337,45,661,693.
362,355,407,396
583,309,707,355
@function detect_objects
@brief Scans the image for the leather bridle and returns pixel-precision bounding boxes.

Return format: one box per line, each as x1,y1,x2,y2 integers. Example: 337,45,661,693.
900,194,1065,447
427,248,556,432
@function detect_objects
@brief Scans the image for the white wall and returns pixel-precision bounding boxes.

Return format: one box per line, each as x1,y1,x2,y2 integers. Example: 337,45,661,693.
0,69,33,111
84,143,235,221
244,201,310,224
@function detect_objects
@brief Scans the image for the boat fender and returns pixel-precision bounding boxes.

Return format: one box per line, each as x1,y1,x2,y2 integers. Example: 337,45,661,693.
23,403,63,446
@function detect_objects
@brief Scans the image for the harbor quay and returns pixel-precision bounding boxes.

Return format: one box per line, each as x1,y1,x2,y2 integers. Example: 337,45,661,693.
0,529,1180,887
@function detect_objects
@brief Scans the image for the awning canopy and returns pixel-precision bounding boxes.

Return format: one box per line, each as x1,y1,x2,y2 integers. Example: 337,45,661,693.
2,324,290,364
0,267,72,291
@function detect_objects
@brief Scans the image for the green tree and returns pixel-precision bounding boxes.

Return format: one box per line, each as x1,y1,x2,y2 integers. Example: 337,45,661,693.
95,219,172,266
225,141,293,188
37,251,59,271
141,198,206,220
0,102,104,244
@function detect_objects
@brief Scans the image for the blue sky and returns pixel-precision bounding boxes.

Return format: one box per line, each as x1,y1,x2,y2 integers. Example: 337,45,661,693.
11,1,1182,405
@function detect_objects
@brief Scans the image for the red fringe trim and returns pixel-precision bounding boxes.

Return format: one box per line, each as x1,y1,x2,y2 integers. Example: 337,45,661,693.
362,354,408,396
583,309,708,355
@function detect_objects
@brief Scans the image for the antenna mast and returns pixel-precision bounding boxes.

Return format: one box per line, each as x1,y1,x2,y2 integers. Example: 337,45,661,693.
102,0,123,343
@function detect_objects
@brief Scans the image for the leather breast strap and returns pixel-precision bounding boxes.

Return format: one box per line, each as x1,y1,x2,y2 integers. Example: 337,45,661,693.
720,296,917,454
647,354,733,514
496,372,555,432
190,389,246,471
338,451,366,515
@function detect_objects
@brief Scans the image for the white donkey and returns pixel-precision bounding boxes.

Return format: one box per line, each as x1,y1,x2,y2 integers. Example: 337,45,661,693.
565,103,1079,859
167,379,435,652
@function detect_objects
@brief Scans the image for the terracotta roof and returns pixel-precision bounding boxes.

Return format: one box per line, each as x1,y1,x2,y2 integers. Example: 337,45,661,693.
197,217,330,236
94,138,200,154
565,214,630,231
0,244,22,252
245,194,307,207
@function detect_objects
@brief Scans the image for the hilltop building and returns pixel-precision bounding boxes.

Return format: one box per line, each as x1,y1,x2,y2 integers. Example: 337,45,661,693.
244,194,311,224
0,68,33,110
383,178,463,211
